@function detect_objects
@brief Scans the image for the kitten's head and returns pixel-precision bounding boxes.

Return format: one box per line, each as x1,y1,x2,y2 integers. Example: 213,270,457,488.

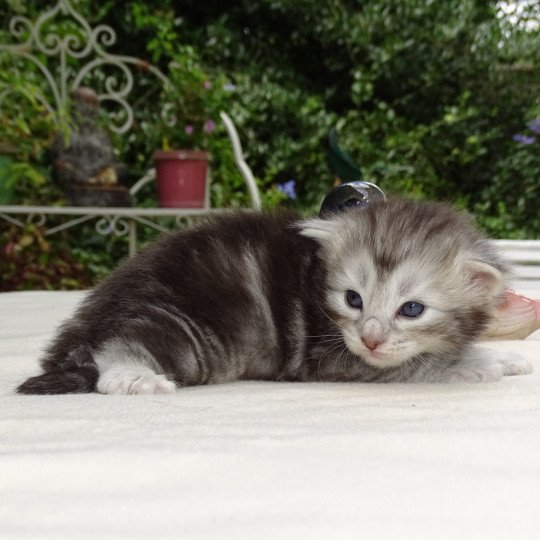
300,198,510,369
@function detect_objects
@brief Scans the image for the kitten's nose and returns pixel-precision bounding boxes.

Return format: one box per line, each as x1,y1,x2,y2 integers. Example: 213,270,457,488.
361,337,383,351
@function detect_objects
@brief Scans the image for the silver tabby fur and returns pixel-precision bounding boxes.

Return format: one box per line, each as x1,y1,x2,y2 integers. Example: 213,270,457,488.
17,197,531,395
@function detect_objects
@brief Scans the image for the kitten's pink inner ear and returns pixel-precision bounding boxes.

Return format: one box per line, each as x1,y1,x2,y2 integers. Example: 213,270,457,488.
467,260,504,296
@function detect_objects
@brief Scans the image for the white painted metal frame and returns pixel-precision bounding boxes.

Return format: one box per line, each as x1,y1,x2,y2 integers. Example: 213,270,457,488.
0,0,171,133
0,1,262,255
220,111,261,209
0,205,224,257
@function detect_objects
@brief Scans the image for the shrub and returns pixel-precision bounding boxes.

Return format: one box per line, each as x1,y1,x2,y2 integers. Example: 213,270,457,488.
0,0,538,291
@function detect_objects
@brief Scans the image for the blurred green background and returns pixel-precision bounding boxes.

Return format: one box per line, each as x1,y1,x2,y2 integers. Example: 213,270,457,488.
1,0,539,290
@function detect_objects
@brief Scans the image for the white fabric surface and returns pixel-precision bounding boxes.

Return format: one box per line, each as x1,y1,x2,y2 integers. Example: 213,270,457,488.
1,290,539,540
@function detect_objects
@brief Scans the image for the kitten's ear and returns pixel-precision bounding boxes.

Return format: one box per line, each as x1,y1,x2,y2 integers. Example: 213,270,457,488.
465,260,505,297
297,218,338,243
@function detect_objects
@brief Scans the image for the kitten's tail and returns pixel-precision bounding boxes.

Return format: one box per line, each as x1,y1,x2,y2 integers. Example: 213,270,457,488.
17,346,98,395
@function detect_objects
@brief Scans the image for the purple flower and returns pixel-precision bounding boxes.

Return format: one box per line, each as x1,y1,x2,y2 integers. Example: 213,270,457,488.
184,124,194,135
527,118,540,135
203,120,216,133
276,179,297,200
223,83,237,92
203,80,212,90
513,133,536,145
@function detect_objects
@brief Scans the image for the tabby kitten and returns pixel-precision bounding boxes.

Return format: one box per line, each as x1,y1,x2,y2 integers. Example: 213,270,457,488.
17,198,531,395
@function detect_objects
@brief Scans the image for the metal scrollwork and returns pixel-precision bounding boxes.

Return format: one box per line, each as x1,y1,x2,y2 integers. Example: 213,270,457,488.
175,215,192,227
95,216,130,237
0,212,47,228
27,213,48,227
0,0,172,133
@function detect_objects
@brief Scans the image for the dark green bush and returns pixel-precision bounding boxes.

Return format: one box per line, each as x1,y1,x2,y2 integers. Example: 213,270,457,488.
0,0,538,290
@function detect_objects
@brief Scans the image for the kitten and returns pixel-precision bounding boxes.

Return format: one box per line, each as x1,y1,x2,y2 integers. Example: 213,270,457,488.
17,198,532,395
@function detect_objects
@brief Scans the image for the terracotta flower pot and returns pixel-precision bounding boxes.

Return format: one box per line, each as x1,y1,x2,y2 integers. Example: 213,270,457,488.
153,150,210,208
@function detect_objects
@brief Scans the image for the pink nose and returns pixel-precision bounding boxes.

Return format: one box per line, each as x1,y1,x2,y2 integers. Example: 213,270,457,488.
362,337,383,351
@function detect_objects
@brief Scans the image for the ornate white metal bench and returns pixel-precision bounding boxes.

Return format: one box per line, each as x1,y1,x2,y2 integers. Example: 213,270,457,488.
0,0,260,255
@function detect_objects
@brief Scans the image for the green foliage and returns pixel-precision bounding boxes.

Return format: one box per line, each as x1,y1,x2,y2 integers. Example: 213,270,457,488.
0,0,539,291
231,74,337,206
0,63,59,203
0,223,93,291
475,108,540,238
160,0,538,225
159,48,232,151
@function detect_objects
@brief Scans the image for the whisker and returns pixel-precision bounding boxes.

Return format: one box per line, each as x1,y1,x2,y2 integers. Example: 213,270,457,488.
305,333,342,339
314,299,341,328
333,344,350,381
317,338,347,381
331,345,345,381
319,341,347,360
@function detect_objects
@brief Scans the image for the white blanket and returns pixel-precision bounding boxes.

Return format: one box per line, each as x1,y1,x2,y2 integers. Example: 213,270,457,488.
1,290,539,540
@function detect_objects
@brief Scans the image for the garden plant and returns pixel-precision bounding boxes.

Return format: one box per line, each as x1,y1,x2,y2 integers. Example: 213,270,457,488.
0,0,538,290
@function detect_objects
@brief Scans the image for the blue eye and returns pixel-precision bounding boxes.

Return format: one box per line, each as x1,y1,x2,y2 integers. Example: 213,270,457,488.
399,301,425,318
346,290,363,309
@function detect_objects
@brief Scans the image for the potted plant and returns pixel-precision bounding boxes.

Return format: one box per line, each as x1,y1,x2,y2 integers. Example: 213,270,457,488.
155,52,230,208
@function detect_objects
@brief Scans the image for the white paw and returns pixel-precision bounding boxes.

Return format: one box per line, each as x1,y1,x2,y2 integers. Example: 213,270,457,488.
444,362,505,383
443,350,533,383
97,365,176,395
497,355,533,377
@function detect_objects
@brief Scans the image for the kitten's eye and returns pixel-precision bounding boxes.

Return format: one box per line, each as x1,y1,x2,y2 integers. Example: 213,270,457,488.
346,290,363,309
399,301,425,318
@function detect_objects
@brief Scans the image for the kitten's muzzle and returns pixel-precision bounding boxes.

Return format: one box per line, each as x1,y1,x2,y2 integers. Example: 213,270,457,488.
360,317,387,352
361,337,385,351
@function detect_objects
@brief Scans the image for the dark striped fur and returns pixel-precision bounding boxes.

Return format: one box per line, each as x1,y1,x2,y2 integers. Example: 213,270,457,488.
17,198,513,394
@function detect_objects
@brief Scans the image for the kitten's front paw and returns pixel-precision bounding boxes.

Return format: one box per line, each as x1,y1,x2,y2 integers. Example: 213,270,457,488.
443,350,533,383
496,354,533,377
97,365,176,395
444,361,505,383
